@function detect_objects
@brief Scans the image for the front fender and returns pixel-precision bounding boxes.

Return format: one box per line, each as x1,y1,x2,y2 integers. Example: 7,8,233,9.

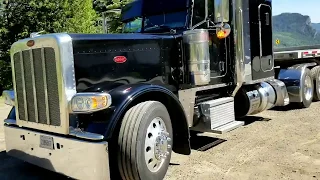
83,83,191,155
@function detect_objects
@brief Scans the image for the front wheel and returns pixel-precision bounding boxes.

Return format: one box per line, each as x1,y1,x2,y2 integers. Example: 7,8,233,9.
117,101,173,180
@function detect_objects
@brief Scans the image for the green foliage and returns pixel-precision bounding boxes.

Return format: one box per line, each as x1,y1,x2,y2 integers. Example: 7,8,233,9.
94,0,133,33
0,0,100,90
0,60,11,90
64,0,100,33
273,13,320,48
273,32,320,48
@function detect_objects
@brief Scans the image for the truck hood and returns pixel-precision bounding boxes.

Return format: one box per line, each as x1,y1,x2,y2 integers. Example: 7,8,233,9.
68,33,178,92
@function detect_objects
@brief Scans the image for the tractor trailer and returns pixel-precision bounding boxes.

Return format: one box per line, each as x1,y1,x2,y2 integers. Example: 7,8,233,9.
2,0,320,179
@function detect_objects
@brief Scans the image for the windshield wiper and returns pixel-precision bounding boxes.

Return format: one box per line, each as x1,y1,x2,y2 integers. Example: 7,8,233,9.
144,25,173,32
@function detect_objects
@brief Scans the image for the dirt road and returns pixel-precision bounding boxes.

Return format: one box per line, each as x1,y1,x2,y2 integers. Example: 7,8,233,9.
1,102,320,180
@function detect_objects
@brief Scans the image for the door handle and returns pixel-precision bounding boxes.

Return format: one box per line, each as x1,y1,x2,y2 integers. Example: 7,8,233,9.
219,61,225,72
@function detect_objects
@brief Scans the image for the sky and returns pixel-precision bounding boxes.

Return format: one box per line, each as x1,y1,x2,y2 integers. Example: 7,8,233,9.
273,0,320,23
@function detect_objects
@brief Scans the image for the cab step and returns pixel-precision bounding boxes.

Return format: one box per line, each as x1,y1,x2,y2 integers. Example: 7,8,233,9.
211,121,244,134
191,97,244,134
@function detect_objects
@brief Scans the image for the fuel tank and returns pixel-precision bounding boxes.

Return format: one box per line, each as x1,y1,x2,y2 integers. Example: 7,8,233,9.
234,79,289,118
68,33,179,92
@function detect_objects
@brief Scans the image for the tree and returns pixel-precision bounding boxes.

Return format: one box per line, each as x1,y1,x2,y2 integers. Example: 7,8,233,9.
94,0,134,33
64,0,100,33
0,0,100,90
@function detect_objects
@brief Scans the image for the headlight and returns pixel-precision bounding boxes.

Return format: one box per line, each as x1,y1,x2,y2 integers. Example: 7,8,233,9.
70,93,112,113
3,90,15,106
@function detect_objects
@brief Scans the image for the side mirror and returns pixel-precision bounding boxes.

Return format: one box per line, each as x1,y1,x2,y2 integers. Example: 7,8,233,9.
213,0,229,23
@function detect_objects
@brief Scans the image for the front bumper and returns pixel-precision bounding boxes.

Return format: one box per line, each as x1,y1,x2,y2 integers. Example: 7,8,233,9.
4,125,110,180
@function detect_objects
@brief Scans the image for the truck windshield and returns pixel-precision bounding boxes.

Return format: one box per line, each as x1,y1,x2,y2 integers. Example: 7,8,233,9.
122,17,142,33
143,10,188,32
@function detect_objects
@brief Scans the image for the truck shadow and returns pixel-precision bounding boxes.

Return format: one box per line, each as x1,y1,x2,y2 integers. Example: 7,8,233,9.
189,131,227,152
237,116,272,126
188,115,271,152
269,103,305,111
0,150,69,180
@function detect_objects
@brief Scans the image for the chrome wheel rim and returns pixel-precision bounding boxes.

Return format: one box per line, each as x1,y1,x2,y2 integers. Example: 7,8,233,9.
144,117,171,172
304,75,313,101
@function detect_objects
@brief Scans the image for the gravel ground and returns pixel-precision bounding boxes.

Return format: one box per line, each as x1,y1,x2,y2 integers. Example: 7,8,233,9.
1,102,320,180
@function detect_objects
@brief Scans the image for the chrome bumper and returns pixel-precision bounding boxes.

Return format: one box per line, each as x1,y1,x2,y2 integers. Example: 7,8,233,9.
4,125,110,180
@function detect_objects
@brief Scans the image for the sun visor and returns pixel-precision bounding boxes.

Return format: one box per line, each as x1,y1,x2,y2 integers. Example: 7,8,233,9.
121,0,190,22
142,0,190,15
121,0,143,22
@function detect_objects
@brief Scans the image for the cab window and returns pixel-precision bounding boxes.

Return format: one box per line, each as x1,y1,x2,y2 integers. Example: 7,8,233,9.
192,0,206,28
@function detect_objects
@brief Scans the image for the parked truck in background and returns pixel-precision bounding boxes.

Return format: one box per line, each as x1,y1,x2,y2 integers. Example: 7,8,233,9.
3,0,320,179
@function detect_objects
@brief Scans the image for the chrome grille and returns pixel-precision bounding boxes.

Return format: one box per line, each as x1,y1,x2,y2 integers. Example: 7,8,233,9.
13,48,61,126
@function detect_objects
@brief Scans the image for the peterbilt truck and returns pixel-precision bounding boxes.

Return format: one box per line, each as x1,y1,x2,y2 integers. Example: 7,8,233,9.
2,0,320,179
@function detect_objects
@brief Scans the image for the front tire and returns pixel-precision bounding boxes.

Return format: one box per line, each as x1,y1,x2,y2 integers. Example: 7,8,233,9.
118,101,173,180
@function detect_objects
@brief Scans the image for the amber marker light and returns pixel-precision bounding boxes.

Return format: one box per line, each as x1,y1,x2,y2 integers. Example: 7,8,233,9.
217,30,227,39
216,23,231,39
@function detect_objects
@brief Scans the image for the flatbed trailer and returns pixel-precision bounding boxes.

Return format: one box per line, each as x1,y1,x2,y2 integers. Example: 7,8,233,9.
274,45,320,62
3,0,320,180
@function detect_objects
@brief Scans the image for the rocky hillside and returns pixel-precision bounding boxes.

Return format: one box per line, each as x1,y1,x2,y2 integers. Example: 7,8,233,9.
312,23,320,32
273,13,320,48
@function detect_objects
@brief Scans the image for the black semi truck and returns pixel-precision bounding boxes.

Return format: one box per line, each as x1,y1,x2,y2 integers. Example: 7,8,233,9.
3,0,320,179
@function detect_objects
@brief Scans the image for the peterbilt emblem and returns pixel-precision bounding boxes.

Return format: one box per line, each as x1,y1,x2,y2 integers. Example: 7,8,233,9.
113,56,127,63
27,40,35,47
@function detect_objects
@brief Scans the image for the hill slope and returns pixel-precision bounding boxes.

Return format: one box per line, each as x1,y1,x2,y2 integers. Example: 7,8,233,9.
273,13,320,48
312,23,320,32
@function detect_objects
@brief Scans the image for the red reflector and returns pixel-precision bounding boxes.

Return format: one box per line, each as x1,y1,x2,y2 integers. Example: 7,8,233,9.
113,56,127,63
312,51,317,54
27,40,35,47
303,52,309,55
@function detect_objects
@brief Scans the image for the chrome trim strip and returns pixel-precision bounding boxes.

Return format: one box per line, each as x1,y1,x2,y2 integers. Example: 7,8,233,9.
41,48,50,125
29,50,39,123
232,0,245,96
19,51,28,121
69,127,104,140
258,4,263,59
178,83,228,127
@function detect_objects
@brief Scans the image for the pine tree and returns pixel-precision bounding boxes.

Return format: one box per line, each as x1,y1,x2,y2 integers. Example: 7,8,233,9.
64,0,100,33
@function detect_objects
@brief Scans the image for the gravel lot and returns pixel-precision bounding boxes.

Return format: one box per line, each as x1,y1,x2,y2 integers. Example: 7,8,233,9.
1,102,320,180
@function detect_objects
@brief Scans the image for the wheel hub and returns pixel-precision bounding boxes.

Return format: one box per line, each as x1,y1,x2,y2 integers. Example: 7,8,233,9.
144,117,171,172
154,131,171,160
